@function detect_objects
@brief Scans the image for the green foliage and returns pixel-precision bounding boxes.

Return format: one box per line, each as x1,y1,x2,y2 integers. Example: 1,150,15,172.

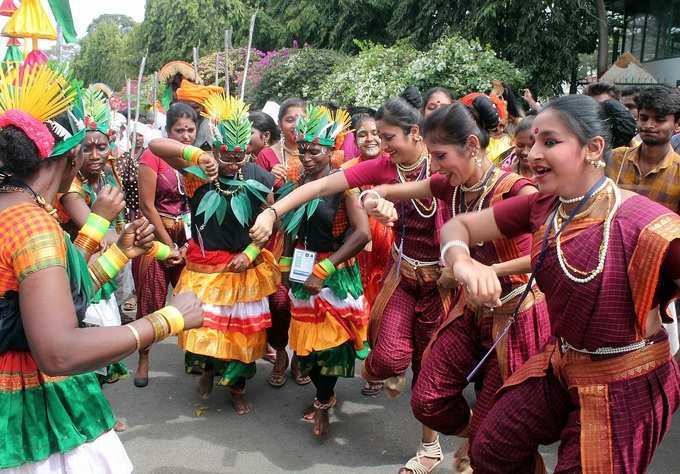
461,0,598,95
249,47,346,108
72,16,139,89
140,0,250,72
315,41,419,109
315,36,525,109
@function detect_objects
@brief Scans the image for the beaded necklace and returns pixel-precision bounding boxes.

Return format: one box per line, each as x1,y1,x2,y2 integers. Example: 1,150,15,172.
451,165,499,218
552,178,620,283
395,152,437,218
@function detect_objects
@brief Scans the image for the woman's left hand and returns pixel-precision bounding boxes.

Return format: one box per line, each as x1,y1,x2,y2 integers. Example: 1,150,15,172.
303,274,323,295
118,218,155,259
226,253,250,273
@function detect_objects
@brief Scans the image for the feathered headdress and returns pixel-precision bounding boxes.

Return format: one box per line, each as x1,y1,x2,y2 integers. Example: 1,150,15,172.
81,86,112,136
201,92,251,153
47,80,87,157
295,105,351,149
0,64,76,158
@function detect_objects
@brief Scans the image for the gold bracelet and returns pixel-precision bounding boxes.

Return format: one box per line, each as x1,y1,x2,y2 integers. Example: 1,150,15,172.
106,243,130,267
157,305,185,335
88,263,109,287
145,312,170,342
126,324,141,352
74,233,100,255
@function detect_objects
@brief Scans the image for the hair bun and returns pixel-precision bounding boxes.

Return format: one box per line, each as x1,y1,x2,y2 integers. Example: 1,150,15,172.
470,95,500,131
400,86,423,110
600,99,637,148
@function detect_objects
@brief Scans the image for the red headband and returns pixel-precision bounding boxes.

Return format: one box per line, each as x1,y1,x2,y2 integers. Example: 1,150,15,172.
0,110,55,159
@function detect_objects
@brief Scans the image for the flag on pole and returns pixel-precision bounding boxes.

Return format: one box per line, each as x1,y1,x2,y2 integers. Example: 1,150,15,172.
47,0,77,43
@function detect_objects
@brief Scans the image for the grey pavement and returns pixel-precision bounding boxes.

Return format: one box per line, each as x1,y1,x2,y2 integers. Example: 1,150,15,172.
106,339,680,473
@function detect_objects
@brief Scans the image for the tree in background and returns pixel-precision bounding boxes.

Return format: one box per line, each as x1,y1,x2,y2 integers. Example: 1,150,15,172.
140,0,249,71
72,15,139,89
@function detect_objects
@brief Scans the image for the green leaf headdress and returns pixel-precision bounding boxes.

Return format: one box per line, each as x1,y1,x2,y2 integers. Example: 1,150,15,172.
81,86,111,136
201,93,251,153
295,105,351,148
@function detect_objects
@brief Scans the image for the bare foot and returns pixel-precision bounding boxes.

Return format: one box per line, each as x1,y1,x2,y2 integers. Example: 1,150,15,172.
231,390,252,415
313,406,329,437
302,403,315,422
303,396,336,422
453,439,472,474
114,419,128,432
198,370,214,400
384,374,406,399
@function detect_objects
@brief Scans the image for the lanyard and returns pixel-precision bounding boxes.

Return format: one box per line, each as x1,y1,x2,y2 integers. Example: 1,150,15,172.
466,175,608,382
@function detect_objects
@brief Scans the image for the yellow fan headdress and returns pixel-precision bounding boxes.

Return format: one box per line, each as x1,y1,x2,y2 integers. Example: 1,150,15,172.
0,64,76,158
201,93,251,152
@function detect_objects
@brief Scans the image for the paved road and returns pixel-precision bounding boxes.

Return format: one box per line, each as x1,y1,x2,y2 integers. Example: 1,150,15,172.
107,339,680,473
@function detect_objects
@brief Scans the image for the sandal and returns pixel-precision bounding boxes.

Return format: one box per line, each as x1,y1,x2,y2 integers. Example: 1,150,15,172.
361,380,384,397
267,350,289,388
291,355,311,385
402,436,443,474
121,298,137,313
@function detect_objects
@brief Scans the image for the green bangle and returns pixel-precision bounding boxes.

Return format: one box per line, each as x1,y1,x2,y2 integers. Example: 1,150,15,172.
183,145,200,162
278,256,292,265
155,242,171,261
99,254,119,279
318,258,336,275
86,212,111,233
243,244,260,263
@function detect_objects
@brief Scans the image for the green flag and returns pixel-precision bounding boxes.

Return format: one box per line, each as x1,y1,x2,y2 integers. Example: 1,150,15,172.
48,0,77,43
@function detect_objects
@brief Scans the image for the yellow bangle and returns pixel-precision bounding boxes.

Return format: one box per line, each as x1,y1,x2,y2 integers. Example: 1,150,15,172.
158,305,185,335
126,324,141,352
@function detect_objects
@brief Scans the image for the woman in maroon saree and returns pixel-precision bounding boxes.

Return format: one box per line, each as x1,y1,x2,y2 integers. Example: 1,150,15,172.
250,92,451,474
440,94,680,473
363,98,550,473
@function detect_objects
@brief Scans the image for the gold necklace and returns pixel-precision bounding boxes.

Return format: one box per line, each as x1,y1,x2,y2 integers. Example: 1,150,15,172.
0,182,58,219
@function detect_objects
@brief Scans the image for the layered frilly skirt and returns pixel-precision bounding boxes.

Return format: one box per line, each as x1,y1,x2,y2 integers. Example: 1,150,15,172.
175,242,280,386
288,258,370,378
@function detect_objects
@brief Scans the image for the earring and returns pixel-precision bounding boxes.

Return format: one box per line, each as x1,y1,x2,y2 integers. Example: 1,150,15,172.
474,153,482,167
69,159,76,167
585,155,606,169
414,135,423,142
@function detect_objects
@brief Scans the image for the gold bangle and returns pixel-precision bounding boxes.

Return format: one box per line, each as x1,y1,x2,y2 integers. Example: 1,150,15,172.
88,262,109,287
106,243,129,267
145,312,170,342
74,234,100,255
126,324,141,352
157,305,185,335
